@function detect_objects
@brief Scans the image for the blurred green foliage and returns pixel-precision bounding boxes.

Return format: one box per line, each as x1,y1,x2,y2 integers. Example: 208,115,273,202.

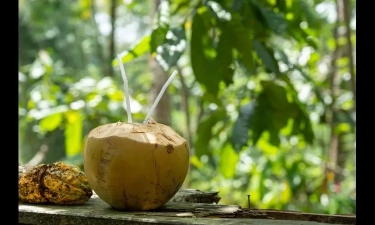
19,0,356,214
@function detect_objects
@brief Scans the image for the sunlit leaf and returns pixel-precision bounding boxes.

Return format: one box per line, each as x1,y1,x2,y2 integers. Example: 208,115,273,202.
39,113,63,133
248,172,262,203
334,123,351,135
64,111,83,156
27,105,69,120
171,0,191,14
257,132,279,155
113,35,151,66
108,90,124,101
219,144,239,178
190,155,204,169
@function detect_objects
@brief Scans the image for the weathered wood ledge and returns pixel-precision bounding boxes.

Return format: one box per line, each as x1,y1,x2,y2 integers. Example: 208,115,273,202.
19,189,355,225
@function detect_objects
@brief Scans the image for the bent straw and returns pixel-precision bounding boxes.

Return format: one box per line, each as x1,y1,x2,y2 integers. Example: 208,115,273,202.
143,70,178,124
117,54,132,123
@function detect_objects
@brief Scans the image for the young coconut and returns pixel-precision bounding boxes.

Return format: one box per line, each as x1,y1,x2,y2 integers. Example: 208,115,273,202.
83,58,189,211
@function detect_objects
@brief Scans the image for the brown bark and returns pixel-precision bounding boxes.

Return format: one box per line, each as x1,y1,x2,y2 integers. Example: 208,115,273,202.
148,0,171,126
108,0,116,77
332,0,355,183
342,0,356,110
327,0,356,184
326,0,342,185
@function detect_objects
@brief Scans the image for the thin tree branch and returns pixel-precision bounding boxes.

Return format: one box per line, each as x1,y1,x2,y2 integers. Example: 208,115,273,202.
25,144,49,168
176,65,192,147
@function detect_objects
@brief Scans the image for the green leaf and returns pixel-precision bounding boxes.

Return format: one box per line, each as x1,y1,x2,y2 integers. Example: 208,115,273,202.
219,144,239,178
215,25,234,85
64,111,83,156
230,15,254,72
253,40,280,75
39,113,63,133
171,0,191,14
231,102,254,152
155,26,187,71
151,28,168,53
191,8,220,95
248,171,263,203
113,35,151,66
287,24,318,48
263,76,314,145
232,0,245,11
299,0,320,28
290,112,314,144
275,48,290,66
282,77,314,144
194,110,227,158
252,0,287,35
251,80,299,146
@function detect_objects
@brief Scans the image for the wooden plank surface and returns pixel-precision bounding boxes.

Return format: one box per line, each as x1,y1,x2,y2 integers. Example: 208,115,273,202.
19,192,354,225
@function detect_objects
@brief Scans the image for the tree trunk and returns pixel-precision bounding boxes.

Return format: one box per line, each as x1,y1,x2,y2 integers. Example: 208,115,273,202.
108,0,116,77
332,0,356,184
342,0,356,110
326,0,343,187
148,0,171,126
327,0,356,186
91,0,109,77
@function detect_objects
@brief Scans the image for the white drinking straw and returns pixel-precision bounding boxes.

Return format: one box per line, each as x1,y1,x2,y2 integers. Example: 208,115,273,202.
117,54,132,123
143,70,178,123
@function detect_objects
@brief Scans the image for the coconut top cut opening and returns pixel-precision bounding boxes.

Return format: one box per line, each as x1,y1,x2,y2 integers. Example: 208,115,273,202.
88,122,186,146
